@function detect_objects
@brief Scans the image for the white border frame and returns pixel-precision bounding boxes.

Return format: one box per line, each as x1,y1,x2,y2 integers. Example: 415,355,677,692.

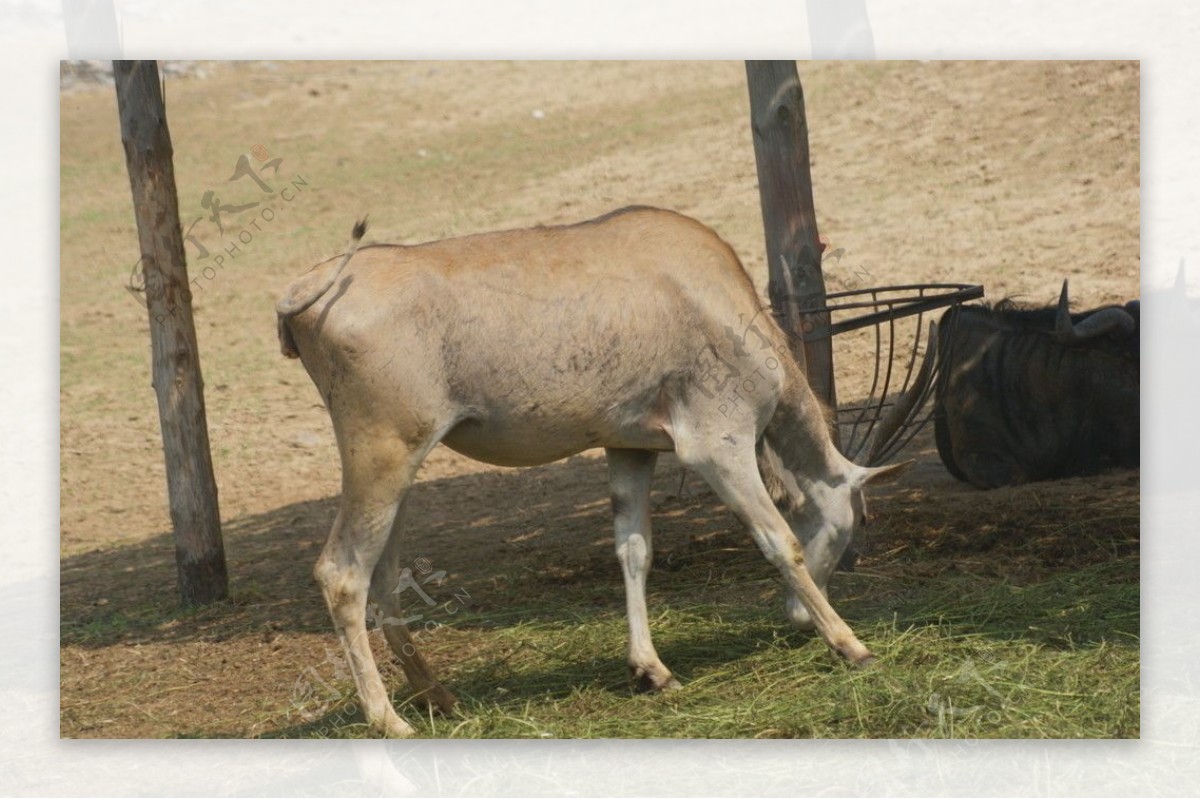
12,0,1197,794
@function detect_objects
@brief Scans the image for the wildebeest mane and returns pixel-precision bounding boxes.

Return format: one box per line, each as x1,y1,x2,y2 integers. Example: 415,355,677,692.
950,297,1139,347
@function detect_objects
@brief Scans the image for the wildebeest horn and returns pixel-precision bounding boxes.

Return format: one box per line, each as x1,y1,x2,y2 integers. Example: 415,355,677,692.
862,320,938,465
1054,279,1136,344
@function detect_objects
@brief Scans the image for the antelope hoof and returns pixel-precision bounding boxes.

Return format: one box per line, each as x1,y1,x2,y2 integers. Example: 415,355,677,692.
378,712,417,739
631,664,681,693
853,653,878,669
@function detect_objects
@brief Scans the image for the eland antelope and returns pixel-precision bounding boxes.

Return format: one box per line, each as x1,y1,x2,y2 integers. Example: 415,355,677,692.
277,206,910,736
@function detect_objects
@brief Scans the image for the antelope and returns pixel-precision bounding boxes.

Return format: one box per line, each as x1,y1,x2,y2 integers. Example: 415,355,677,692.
277,206,910,736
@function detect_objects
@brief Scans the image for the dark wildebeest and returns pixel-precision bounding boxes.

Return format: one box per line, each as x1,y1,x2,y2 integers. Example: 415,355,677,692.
276,208,911,736
934,280,1139,489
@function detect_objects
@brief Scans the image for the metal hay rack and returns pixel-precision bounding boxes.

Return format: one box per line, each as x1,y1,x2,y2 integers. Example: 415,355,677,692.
801,283,984,466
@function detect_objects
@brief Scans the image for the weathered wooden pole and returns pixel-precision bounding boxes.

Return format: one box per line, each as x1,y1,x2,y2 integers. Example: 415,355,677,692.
115,60,228,606
745,60,838,434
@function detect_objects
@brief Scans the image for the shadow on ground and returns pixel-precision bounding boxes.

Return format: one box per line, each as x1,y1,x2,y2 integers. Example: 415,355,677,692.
61,444,1139,653
61,453,728,648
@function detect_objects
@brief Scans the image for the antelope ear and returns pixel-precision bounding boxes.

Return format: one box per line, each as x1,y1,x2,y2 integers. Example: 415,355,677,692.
852,460,915,488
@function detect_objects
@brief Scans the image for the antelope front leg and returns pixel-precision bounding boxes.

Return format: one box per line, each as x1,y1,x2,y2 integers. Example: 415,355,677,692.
680,442,874,667
606,448,680,692
775,547,874,667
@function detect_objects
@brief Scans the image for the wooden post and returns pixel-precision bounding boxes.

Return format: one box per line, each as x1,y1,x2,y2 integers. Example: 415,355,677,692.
745,60,838,435
115,60,228,606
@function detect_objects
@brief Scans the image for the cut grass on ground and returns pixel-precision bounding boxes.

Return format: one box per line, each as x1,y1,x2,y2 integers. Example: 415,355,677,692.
272,559,1138,739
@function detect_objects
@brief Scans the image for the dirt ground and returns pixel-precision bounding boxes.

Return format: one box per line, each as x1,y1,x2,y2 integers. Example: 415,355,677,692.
59,60,1139,738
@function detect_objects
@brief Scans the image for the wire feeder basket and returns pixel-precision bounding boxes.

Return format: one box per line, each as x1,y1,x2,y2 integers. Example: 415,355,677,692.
795,283,984,465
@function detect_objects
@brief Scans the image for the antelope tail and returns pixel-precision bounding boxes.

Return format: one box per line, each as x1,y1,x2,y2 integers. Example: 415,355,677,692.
276,219,368,358
276,218,368,318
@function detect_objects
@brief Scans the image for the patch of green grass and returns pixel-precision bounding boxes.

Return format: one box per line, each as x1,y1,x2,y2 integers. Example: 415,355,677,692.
284,560,1137,739
60,593,228,647
62,609,136,643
